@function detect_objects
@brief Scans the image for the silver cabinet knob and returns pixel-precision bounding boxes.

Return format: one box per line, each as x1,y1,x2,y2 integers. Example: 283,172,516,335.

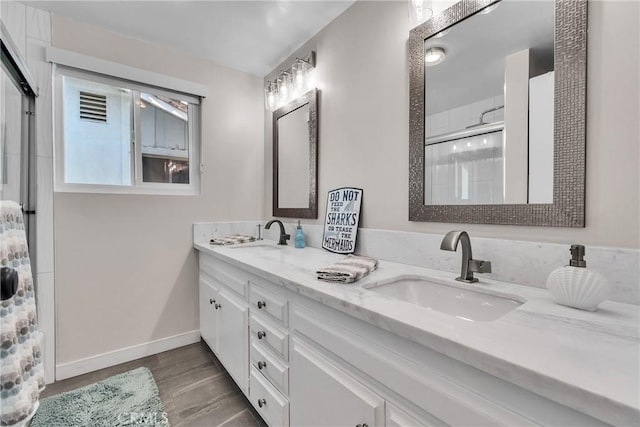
214,303,221,309
257,331,266,339
257,361,267,370
257,301,266,309
209,298,215,305
257,398,266,408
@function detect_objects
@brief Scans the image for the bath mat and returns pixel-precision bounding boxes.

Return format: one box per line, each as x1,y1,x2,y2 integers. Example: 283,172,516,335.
31,367,169,427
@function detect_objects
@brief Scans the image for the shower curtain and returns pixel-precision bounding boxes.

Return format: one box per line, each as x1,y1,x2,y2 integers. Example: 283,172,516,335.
0,201,44,426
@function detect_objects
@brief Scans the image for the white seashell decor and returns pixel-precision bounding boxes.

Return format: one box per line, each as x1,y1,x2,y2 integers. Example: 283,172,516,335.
546,266,611,311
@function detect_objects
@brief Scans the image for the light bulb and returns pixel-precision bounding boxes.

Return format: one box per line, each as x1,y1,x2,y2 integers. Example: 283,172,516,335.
293,60,308,90
278,74,292,104
265,82,277,110
410,0,432,24
424,47,446,66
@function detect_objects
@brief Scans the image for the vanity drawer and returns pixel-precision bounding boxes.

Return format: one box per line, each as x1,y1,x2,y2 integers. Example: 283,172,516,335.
200,254,247,297
249,281,288,325
250,313,289,361
251,338,289,395
250,366,289,427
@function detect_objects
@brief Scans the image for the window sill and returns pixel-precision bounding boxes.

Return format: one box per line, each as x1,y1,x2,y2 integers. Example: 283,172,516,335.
54,182,201,196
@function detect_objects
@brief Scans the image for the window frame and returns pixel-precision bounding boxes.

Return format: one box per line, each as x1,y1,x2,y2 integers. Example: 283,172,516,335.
52,62,203,196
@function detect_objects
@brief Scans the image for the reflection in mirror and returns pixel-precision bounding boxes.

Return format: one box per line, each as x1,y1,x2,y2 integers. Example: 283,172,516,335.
273,89,318,218
278,103,311,208
424,0,554,205
408,0,587,226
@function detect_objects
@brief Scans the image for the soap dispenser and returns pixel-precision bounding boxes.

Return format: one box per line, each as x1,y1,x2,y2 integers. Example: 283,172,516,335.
294,220,306,249
546,244,610,311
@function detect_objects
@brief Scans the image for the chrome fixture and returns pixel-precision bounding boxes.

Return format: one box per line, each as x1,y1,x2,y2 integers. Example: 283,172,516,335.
256,224,263,240
265,219,290,245
408,0,433,28
465,105,505,129
424,47,446,66
265,51,316,111
440,231,492,283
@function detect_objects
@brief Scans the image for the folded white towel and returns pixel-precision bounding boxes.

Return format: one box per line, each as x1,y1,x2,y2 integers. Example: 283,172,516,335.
210,235,257,245
317,255,378,284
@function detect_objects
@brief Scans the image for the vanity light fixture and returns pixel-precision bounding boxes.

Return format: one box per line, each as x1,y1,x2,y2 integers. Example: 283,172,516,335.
264,51,316,111
425,47,446,66
408,0,433,28
265,81,277,110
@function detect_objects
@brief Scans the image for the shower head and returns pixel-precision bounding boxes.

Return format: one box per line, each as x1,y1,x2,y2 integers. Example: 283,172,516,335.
466,105,505,129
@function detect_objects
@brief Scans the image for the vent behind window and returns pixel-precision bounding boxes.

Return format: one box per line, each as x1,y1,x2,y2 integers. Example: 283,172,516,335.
79,91,107,122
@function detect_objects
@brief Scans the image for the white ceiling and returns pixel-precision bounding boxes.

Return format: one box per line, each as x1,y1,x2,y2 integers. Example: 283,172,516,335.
425,0,555,115
27,0,355,77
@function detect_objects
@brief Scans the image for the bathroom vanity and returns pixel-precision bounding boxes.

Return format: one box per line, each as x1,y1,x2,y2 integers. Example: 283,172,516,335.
194,241,639,427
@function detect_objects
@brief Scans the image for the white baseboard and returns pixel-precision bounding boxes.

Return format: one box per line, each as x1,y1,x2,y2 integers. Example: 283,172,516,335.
55,330,201,381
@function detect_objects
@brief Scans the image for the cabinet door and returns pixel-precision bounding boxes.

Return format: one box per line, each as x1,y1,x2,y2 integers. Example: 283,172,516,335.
290,337,385,427
217,289,249,393
199,277,219,352
386,403,433,427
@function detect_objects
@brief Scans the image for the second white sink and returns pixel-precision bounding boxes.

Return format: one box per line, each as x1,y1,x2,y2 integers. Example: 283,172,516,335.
367,276,523,322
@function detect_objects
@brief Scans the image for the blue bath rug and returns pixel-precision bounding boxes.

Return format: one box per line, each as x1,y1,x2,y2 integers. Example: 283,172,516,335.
31,367,169,426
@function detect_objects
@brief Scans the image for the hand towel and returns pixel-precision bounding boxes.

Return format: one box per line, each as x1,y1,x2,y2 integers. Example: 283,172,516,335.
210,235,257,245
317,254,378,284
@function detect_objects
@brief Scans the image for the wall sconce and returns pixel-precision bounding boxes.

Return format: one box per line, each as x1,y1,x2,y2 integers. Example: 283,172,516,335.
408,0,433,29
265,51,316,111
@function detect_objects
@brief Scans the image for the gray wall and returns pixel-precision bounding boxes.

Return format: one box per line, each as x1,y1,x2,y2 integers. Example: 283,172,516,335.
52,15,264,365
264,0,640,249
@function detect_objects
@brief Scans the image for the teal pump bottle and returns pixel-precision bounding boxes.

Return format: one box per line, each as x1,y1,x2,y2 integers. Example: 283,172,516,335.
295,220,306,248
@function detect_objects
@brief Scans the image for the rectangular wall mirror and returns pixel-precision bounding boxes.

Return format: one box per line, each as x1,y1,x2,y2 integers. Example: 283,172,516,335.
409,0,587,226
273,89,318,218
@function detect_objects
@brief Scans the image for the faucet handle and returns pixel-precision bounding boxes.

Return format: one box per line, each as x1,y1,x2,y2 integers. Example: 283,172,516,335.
469,259,492,274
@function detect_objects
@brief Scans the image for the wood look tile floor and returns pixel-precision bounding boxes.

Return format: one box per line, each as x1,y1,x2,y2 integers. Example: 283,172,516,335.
41,341,268,427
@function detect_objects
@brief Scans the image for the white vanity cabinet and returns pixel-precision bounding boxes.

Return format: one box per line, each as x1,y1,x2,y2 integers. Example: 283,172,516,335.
198,251,610,427
216,289,249,393
199,254,249,393
290,336,385,427
198,274,219,351
248,277,291,425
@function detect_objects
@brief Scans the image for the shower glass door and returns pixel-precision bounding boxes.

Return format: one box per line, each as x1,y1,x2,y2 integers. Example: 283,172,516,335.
1,42,36,250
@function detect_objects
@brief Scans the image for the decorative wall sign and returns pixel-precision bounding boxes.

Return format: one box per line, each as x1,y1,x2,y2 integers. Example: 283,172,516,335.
322,187,363,254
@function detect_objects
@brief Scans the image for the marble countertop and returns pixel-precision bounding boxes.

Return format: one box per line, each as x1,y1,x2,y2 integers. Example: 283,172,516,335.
194,240,639,425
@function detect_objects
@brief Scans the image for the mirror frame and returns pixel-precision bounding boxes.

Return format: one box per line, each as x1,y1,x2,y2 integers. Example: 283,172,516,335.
409,0,587,227
273,89,318,218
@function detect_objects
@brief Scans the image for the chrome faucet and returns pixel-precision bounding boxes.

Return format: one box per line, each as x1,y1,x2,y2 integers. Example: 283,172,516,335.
265,219,290,245
440,231,492,283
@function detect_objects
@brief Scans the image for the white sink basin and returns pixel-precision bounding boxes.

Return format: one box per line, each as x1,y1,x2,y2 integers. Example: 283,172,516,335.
367,276,523,322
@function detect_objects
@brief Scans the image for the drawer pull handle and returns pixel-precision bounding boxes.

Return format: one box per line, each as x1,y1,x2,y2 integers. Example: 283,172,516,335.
209,298,215,305
257,398,266,408
257,331,266,339
257,301,266,309
356,424,368,427
257,361,267,370
215,303,222,309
